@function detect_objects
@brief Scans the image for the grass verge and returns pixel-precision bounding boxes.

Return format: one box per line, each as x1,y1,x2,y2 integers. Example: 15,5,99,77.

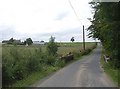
100,48,120,87
12,66,59,87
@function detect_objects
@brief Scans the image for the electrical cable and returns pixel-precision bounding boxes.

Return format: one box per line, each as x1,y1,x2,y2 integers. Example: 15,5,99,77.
68,0,83,26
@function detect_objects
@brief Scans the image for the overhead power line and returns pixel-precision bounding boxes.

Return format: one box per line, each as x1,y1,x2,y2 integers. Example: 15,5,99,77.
68,0,83,25
68,0,86,50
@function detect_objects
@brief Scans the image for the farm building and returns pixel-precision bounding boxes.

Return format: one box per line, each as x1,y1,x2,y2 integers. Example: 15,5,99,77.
13,40,21,44
2,39,22,45
33,41,45,45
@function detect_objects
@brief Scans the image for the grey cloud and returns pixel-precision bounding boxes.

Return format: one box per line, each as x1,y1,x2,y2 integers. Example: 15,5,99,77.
0,25,30,41
31,27,84,42
0,26,94,42
55,11,69,21
0,26,16,41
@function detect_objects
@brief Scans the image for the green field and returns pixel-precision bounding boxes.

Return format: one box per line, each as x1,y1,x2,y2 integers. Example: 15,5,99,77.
57,42,95,55
2,42,96,87
2,42,96,55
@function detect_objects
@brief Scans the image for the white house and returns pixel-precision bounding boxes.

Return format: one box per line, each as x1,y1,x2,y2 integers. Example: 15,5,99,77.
33,41,45,45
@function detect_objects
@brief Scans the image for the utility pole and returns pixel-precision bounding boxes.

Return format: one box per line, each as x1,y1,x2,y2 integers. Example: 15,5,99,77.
83,25,85,50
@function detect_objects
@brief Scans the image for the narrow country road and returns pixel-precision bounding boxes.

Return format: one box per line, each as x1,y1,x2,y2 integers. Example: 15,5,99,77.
33,45,117,87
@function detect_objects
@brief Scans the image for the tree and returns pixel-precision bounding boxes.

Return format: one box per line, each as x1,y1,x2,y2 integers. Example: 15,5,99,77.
70,37,75,42
46,36,58,56
26,38,33,45
88,2,120,68
23,41,26,45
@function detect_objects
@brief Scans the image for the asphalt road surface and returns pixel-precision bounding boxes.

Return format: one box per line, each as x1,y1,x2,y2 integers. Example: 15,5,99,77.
34,46,117,87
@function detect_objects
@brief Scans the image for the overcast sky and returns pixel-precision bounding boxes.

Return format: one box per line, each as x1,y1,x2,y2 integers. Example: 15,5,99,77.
0,0,95,42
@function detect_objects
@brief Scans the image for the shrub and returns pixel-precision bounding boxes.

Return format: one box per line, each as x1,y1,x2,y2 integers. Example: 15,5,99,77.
2,49,16,86
46,36,58,56
25,50,43,72
26,58,39,72
2,64,13,86
45,55,56,66
12,62,26,80
73,51,81,58
2,46,44,86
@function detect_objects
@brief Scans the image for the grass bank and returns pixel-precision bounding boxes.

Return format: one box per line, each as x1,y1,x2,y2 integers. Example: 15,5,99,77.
12,66,58,87
100,48,120,87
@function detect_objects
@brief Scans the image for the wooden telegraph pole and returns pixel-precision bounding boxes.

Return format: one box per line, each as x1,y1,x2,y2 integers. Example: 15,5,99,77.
83,25,85,50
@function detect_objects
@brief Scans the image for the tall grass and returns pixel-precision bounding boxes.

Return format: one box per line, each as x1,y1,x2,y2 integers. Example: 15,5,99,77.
2,42,96,87
100,48,120,87
2,45,64,87
3,47,43,85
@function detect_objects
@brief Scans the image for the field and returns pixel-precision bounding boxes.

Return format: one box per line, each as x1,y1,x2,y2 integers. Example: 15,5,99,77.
2,42,96,56
57,42,95,55
2,42,96,87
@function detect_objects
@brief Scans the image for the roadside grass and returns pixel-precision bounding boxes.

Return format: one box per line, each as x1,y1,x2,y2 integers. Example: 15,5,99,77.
13,66,58,87
100,49,120,87
2,42,96,87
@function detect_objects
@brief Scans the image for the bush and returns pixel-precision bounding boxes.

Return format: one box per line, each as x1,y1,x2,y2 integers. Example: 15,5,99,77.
2,49,16,86
2,46,44,87
73,51,81,58
46,36,58,56
12,62,26,80
2,64,13,86
26,57,40,72
45,55,56,66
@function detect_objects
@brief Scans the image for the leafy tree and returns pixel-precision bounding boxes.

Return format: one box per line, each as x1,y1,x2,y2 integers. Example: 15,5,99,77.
26,38,33,45
88,2,120,68
70,37,75,42
23,41,26,45
46,36,58,56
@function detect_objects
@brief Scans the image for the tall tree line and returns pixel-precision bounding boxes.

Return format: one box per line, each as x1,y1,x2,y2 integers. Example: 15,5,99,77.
88,2,120,68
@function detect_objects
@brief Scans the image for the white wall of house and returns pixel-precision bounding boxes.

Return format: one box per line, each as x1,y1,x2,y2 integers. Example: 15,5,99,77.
33,41,45,45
